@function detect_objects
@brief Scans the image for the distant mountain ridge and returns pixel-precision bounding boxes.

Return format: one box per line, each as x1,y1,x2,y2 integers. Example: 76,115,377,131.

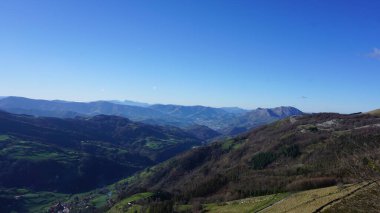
149,104,239,130
0,96,168,120
223,106,304,135
108,99,151,107
0,96,303,136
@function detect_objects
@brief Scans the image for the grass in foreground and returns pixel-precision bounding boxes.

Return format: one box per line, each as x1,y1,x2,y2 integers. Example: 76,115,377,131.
260,183,363,213
368,109,380,116
323,182,380,213
204,193,288,213
200,183,368,213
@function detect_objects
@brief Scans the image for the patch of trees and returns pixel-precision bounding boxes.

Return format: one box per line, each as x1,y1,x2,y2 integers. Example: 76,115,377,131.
184,174,228,199
285,177,337,191
281,144,301,158
250,144,301,170
147,200,174,213
251,152,277,170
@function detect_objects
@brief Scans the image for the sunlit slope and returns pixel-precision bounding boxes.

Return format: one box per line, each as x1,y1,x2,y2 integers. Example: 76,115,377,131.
204,182,376,213
368,109,380,116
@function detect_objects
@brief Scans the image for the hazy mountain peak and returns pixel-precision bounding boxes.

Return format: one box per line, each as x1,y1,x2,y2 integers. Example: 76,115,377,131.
220,107,249,114
107,99,150,107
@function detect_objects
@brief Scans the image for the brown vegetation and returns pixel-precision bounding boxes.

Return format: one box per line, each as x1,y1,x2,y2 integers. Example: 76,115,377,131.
119,113,380,205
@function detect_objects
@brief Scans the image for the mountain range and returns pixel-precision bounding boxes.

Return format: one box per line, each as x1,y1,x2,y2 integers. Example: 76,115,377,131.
0,96,303,136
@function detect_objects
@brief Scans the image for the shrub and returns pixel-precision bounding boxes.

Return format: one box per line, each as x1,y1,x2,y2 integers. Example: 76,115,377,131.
281,144,301,158
148,200,174,213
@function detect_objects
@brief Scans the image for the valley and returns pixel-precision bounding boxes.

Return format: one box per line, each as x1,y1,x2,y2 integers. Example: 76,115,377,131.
1,110,378,212
0,110,201,193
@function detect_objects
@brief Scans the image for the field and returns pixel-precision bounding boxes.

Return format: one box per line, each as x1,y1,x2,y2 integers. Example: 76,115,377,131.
0,134,10,141
204,193,288,213
0,188,68,213
107,192,154,213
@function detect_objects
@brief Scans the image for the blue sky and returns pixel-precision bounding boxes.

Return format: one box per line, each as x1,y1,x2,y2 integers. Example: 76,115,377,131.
0,0,379,113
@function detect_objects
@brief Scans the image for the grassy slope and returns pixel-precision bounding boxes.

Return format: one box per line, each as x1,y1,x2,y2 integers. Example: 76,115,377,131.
260,184,363,213
323,182,380,213
107,192,153,213
201,183,366,213
204,193,288,213
65,182,373,213
0,188,68,213
368,109,380,116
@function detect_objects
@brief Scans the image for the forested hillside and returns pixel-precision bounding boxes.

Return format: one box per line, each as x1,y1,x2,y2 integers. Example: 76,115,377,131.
0,111,201,193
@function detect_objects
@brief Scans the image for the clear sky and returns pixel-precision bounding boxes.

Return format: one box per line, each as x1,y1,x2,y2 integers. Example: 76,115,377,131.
0,0,379,113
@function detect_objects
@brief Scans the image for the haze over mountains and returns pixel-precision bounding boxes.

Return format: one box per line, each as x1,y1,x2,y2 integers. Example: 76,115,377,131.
0,97,305,212
0,96,303,136
0,96,379,212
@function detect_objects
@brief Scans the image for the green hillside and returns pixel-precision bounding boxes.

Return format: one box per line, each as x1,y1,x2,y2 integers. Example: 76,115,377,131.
0,111,201,195
200,182,377,213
